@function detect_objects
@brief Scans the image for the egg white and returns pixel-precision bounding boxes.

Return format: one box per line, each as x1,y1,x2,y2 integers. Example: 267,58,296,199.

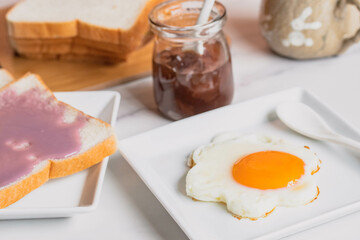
186,134,321,219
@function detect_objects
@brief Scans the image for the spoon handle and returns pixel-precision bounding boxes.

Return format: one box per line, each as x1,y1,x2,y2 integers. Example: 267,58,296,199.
196,0,215,25
182,0,215,54
328,134,360,151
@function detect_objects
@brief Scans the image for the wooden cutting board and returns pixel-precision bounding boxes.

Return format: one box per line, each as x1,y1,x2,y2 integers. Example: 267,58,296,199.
0,6,153,91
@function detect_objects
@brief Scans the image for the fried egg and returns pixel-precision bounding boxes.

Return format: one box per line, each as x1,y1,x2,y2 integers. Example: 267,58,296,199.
186,134,321,220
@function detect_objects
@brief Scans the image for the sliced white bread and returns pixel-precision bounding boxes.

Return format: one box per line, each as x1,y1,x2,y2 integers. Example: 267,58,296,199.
10,39,127,63
9,36,149,55
10,39,127,59
0,73,117,208
0,69,14,87
6,0,164,47
18,52,125,63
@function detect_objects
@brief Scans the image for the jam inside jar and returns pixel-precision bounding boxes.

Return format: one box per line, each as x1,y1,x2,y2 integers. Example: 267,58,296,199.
149,0,234,120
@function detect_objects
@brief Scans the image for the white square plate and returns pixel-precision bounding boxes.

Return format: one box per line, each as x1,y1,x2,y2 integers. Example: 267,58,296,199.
0,91,120,220
118,88,360,240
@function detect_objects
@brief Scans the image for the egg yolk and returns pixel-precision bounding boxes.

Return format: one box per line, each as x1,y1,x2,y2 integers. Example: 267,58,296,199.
232,151,305,190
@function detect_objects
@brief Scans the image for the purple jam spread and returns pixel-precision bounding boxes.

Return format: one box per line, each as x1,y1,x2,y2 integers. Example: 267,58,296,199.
0,88,87,188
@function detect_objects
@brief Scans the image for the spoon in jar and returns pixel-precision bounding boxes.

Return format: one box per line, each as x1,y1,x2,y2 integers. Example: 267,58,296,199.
276,102,360,151
183,0,215,54
197,0,216,26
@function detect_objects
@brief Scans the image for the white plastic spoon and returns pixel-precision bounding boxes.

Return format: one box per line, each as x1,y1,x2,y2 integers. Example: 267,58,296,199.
183,0,215,54
197,0,216,26
276,102,360,151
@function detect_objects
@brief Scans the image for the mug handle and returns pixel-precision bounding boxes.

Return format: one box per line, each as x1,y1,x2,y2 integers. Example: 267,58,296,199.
339,0,360,53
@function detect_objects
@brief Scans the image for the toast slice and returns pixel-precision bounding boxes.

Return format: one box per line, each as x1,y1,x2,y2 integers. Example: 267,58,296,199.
6,0,164,48
0,73,117,208
0,69,14,87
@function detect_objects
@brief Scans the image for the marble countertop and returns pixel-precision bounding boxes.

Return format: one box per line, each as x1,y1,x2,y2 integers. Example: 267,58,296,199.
2,0,360,239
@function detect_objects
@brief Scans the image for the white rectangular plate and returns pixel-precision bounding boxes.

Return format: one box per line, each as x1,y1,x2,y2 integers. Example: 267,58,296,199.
118,88,360,240
0,91,120,220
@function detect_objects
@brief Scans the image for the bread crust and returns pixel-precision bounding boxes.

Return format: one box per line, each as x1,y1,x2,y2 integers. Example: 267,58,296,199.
10,37,138,54
50,135,117,178
0,162,51,209
19,52,125,63
6,20,78,39
10,39,127,57
0,73,117,208
6,0,165,48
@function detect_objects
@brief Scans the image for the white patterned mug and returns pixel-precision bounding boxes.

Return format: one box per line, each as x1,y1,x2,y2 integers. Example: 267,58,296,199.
260,0,360,59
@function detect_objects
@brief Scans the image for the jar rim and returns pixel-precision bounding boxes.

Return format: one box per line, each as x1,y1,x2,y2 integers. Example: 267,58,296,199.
149,0,226,33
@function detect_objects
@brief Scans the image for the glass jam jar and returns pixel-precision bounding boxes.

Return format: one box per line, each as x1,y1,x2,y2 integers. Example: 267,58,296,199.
149,0,234,120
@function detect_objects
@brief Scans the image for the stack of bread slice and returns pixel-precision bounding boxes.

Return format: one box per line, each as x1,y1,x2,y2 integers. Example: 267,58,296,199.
6,0,164,63
0,69,117,208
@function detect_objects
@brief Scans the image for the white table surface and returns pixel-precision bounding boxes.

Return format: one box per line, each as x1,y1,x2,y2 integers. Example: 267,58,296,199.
2,0,360,239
